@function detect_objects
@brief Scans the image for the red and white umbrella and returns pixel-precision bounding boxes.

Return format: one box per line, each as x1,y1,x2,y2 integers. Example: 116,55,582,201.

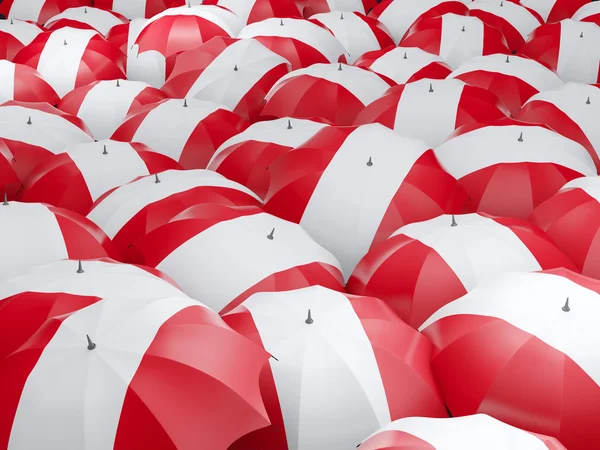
573,1,600,26
129,204,345,313
354,45,452,84
435,119,596,219
20,140,182,215
448,53,563,117
93,0,183,19
0,19,43,61
347,212,577,328
0,291,271,450
400,13,512,70
419,269,600,450
44,6,128,36
0,60,59,105
13,27,126,98
0,0,90,24
518,82,600,171
237,17,350,70
368,0,470,43
86,169,261,257
261,63,391,125
0,200,116,282
58,79,167,140
223,286,448,450
201,0,303,24
359,415,567,450
355,78,509,147
0,138,23,200
263,124,469,278
310,11,394,64
133,5,242,59
162,37,292,122
208,117,329,198
530,176,600,279
111,98,249,169
517,0,590,23
302,0,381,16
518,19,600,84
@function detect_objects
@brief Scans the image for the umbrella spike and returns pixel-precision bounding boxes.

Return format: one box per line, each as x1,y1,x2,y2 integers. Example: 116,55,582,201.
116,79,120,87
267,228,275,240
451,215,457,227
2,193,8,206
461,25,465,32
338,62,342,71
340,12,344,19
580,32,584,38
84,7,87,13
155,173,161,184
505,55,510,63
518,132,524,142
366,156,373,166
183,98,188,107
280,19,284,26
102,145,108,155
562,297,570,312
77,260,84,274
500,0,503,6
64,39,67,45
27,116,32,125
287,119,292,129
86,334,96,350
305,309,314,324
429,83,434,93
233,64,238,71
403,52,407,59
586,96,591,105
10,19,13,25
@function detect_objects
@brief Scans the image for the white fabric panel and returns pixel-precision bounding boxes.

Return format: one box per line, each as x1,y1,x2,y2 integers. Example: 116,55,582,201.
125,19,166,88
393,78,464,147
439,14,485,70
111,0,147,19
519,0,555,21
573,2,600,21
241,286,391,449
0,60,16,103
469,0,541,39
8,295,200,450
559,176,600,203
6,0,45,22
369,46,447,84
0,19,42,45
322,0,368,12
556,20,600,84
0,202,68,282
435,124,596,179
301,124,430,278
45,7,124,35
394,213,542,291
420,271,600,385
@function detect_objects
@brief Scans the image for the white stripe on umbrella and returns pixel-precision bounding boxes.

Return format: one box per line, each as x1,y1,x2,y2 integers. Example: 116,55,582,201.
573,2,600,22
0,19,42,47
111,0,147,19
439,14,485,69
44,7,127,36
366,46,449,84
0,60,16,101
6,0,46,21
559,177,600,203
556,20,600,84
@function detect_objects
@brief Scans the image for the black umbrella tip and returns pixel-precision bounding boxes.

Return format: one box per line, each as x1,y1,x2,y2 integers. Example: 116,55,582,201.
586,96,591,105
450,215,458,227
505,55,510,63
2,193,8,206
338,62,342,71
116,79,120,87
154,173,161,184
340,12,344,19
518,131,524,142
429,83,434,93
403,52,407,59
77,260,84,273
102,144,108,155
366,156,373,167
287,119,292,129
280,19,284,26
461,25,465,32
580,32,584,38
267,228,275,240
27,116,32,125
183,98,188,107
305,309,314,324
233,64,238,71
86,334,96,350
64,39,67,45
562,297,570,312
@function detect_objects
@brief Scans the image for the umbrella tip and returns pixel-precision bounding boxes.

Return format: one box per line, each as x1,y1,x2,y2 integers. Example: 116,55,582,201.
84,7,87,13
403,51,407,59
562,297,570,312
77,260,84,274
429,83,434,93
338,62,342,71
586,96,591,105
580,32,584,38
305,309,314,324
234,64,238,71
505,55,510,63
102,144,108,155
451,214,457,227
461,25,465,32
116,79,120,87
518,131,523,142
267,228,275,240
500,0,503,6
10,19,13,24
2,193,8,206
183,98,188,107
27,116,32,125
340,12,344,19
280,19,284,26
155,173,161,184
86,334,96,350
287,119,292,129
64,39,67,45
366,156,373,166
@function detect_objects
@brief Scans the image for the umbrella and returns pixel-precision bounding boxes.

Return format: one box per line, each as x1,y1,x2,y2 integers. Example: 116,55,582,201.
0,60,59,104
517,0,590,23
44,6,128,36
573,1,600,26
201,0,303,25
93,0,183,19
0,0,91,24
302,0,381,16
263,123,469,278
0,18,43,61
347,212,577,328
0,137,23,199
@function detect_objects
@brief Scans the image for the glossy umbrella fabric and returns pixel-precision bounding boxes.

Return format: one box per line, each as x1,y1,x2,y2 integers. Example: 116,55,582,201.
44,6,128,36
517,0,591,23
359,415,567,450
20,140,181,215
111,98,249,169
58,79,166,140
93,0,183,19
347,213,577,328
224,286,447,450
237,17,350,70
0,292,271,450
129,204,345,314
207,117,329,198
448,54,563,117
355,78,509,147
354,46,452,85
0,19,43,61
518,19,600,84
162,37,291,122
435,119,596,219
0,0,90,24
302,0,381,16
201,0,303,25
0,201,116,282
263,124,469,278
400,13,511,70
573,1,600,26
419,269,600,450
0,138,23,200
86,169,261,258
261,63,391,125
0,60,59,105
13,27,126,98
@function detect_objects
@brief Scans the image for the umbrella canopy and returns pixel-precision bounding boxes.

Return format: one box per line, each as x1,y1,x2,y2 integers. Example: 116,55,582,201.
354,45,452,84
261,63,391,125
347,212,577,328
368,0,470,43
162,37,292,122
224,286,448,450
518,19,600,84
448,53,563,117
518,82,600,171
0,137,23,200
0,60,59,105
201,0,303,25
400,13,511,70
0,291,271,450
129,204,345,313
359,415,567,450
86,169,261,257
13,27,126,97
93,0,183,19
530,176,600,279
310,11,394,64
0,201,116,282
469,0,543,52
44,6,128,36
0,0,90,24
573,1,600,26
20,140,181,215
435,119,596,219
263,123,469,278
237,17,350,70
517,0,590,23
58,79,166,140
355,78,509,147
419,269,600,450
0,19,43,61
208,117,329,198
302,0,381,16
111,98,249,169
